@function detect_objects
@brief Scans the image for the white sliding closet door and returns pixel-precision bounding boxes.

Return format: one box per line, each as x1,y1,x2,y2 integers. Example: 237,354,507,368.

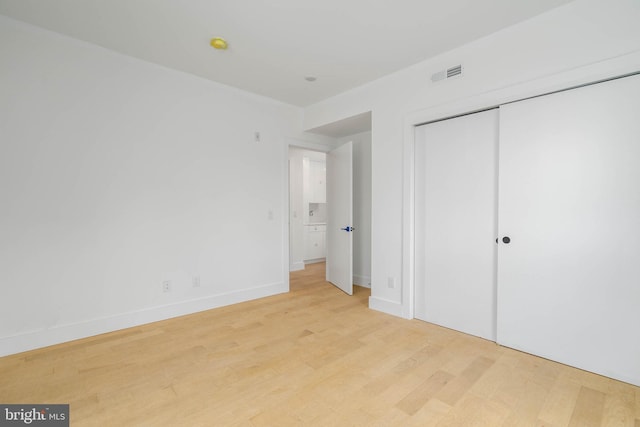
415,109,498,341
498,74,640,386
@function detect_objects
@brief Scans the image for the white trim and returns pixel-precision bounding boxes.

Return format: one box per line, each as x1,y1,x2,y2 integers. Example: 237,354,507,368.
0,281,287,357
402,111,416,320
282,138,291,292
402,50,640,321
353,274,371,288
289,261,305,271
304,258,326,265
285,137,333,153
368,296,404,317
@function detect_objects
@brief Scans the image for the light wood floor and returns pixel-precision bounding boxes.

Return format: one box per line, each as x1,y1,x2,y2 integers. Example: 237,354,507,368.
1,262,638,426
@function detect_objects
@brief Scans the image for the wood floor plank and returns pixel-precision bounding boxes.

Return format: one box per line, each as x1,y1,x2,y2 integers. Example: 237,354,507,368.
0,261,638,426
396,370,454,415
405,398,452,427
601,382,636,427
435,394,511,427
501,377,555,427
537,374,582,426
569,386,606,427
434,356,495,406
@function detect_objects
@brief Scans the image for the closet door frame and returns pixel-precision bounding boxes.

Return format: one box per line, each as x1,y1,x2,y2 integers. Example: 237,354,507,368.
401,64,640,321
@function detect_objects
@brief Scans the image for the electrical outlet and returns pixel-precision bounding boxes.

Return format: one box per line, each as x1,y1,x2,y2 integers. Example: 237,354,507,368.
192,276,200,287
387,277,395,289
162,280,171,292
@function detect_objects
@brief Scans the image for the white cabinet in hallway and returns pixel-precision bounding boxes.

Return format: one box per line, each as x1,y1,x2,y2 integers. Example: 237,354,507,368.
307,159,326,203
304,224,326,261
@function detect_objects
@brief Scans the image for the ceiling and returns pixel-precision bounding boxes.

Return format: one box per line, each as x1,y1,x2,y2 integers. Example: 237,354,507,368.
0,0,573,107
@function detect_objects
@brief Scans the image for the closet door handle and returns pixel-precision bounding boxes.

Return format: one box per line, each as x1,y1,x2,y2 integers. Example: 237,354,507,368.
502,236,511,244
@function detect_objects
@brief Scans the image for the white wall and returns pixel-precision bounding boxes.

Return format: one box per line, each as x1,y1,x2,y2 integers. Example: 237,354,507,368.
336,132,372,287
303,0,640,317
0,16,332,356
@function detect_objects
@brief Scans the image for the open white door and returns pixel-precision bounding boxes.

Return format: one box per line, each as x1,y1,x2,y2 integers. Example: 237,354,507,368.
326,141,353,295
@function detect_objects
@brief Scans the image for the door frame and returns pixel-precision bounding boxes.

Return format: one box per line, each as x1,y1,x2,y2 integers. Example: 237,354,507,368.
283,138,333,290
400,56,640,319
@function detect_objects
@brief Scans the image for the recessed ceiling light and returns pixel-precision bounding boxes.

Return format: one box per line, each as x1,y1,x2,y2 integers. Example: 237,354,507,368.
210,37,228,50
305,76,317,82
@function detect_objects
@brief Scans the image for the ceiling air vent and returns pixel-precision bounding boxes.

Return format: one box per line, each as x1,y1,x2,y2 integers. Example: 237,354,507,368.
447,64,462,78
431,64,463,83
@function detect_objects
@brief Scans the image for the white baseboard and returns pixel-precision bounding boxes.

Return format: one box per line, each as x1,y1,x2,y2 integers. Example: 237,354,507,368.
353,274,371,288
289,261,305,271
0,281,287,357
304,258,325,264
368,296,404,318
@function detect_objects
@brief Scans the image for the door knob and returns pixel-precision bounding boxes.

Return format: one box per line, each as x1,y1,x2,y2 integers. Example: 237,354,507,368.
341,226,354,232
502,236,511,244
